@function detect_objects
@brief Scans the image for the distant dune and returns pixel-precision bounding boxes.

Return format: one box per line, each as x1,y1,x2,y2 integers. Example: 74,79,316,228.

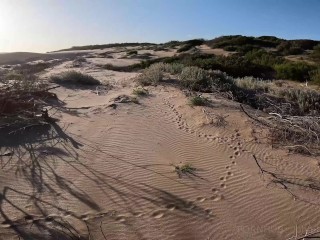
0,51,90,65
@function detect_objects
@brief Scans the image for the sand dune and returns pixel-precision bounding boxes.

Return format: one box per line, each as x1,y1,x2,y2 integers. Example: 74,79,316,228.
1,49,320,240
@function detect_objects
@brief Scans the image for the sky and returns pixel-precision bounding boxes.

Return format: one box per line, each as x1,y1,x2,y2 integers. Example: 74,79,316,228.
0,0,319,53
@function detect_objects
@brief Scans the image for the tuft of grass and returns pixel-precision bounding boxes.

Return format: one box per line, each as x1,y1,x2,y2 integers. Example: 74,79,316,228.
174,163,196,177
189,95,208,106
50,71,101,86
132,87,149,96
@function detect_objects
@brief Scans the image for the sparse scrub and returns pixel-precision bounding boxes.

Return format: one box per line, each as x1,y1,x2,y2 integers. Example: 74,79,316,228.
50,71,101,86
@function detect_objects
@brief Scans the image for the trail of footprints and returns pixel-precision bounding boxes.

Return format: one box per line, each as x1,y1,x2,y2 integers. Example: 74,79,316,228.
163,99,247,206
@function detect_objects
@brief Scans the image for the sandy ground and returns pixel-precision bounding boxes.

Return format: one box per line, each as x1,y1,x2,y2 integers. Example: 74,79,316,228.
1,48,320,240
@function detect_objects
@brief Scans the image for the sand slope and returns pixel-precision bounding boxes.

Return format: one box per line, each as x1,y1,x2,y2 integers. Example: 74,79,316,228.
1,54,320,240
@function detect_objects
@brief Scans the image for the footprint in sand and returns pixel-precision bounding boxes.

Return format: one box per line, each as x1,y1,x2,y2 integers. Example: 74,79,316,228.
232,161,236,165
1,220,12,228
166,203,177,211
196,197,206,203
220,183,226,189
205,209,214,216
210,194,223,201
133,212,144,218
220,176,226,181
24,215,34,223
234,151,240,157
115,215,126,223
227,171,233,176
45,216,54,223
151,210,166,219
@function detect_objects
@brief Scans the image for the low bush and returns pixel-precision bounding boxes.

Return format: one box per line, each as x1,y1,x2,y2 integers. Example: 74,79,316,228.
179,66,211,90
50,71,101,86
135,63,164,86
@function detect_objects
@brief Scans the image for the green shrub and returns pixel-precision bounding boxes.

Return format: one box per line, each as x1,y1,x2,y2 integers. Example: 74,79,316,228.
189,95,208,106
50,71,101,86
179,66,211,90
274,62,315,81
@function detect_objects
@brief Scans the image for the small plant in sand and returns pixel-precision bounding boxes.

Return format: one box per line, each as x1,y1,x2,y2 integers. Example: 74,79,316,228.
189,95,208,106
174,163,196,177
50,71,101,86
132,87,149,96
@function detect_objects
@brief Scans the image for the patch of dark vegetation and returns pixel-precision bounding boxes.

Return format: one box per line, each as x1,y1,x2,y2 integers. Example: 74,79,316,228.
189,95,209,106
50,71,101,87
177,39,205,53
127,50,138,55
206,35,320,54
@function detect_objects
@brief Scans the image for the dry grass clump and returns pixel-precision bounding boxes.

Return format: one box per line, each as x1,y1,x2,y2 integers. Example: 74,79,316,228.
235,77,271,92
50,71,101,86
